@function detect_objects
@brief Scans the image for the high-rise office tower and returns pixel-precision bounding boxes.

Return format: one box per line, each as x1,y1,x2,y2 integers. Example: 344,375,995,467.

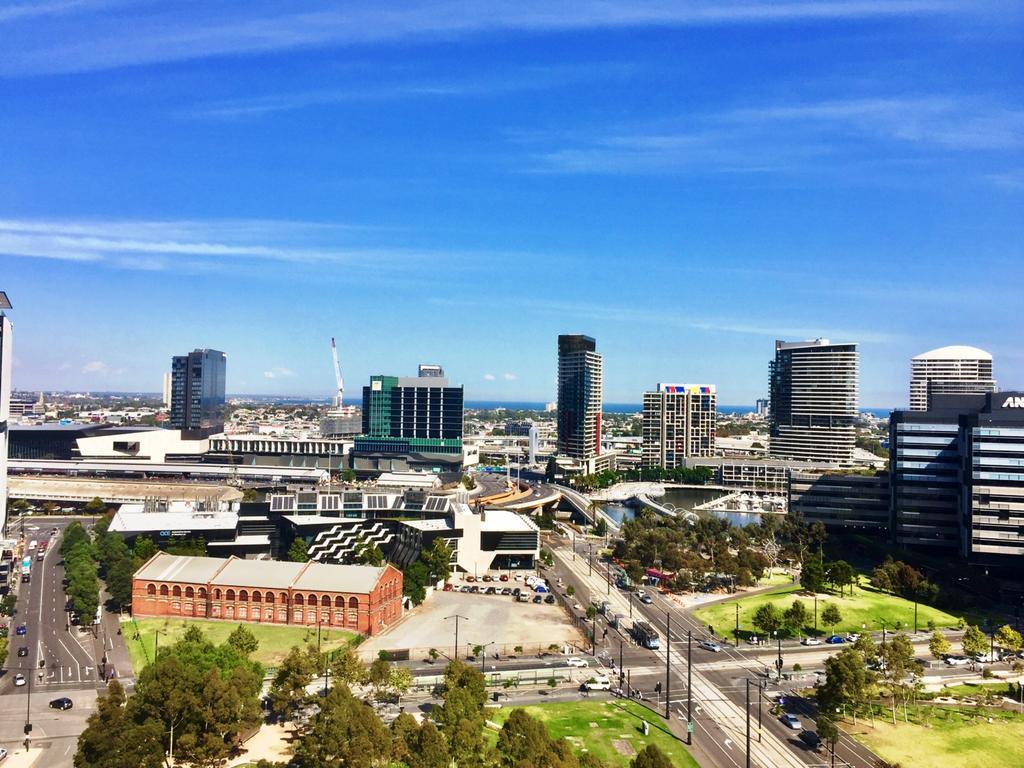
0,292,12,535
642,384,717,468
556,335,603,461
169,348,227,437
909,346,995,411
769,338,858,465
353,367,464,474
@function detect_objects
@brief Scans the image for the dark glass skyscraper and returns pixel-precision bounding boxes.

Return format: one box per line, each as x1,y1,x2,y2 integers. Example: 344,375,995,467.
557,334,602,461
169,348,227,437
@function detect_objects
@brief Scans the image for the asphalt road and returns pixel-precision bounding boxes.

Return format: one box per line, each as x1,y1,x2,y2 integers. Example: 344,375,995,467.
0,518,102,768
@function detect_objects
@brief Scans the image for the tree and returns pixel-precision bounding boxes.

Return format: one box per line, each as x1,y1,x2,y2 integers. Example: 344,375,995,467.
818,648,875,725
594,517,608,538
268,645,321,719
132,536,158,563
390,712,420,764
84,497,108,515
403,561,429,604
357,541,384,566
331,646,368,686
227,625,259,656
752,603,783,636
292,685,391,768
241,487,259,502
420,539,453,583
566,585,575,598
815,715,839,764
995,624,1023,655
434,661,489,768
410,721,450,768
497,708,579,768
800,559,827,593
929,630,951,660
828,560,856,596
288,538,309,563
586,604,598,620
783,600,810,635
74,681,165,768
821,604,842,635
962,624,989,658
880,634,915,723
631,744,673,768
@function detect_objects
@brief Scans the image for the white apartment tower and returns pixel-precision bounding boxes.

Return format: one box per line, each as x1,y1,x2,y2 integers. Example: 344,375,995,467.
642,384,717,468
769,338,858,465
909,345,995,411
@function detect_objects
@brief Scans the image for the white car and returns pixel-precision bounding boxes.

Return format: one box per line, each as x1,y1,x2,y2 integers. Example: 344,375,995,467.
566,657,589,668
944,655,971,666
0,746,8,761
582,675,612,691
780,713,803,730
698,641,723,653
846,633,861,642
801,637,822,646
13,674,25,687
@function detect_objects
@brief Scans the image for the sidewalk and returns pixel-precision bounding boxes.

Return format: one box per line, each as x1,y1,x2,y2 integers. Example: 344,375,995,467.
3,746,42,768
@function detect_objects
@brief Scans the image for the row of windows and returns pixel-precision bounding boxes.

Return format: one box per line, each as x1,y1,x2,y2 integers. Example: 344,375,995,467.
144,584,362,607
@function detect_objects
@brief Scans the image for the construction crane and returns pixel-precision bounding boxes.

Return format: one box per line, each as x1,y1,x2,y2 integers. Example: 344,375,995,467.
330,337,344,407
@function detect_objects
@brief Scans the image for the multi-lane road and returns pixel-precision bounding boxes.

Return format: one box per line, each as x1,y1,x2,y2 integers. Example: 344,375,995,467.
0,518,109,768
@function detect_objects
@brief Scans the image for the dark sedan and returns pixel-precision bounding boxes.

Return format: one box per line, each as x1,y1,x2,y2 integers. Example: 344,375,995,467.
49,698,74,711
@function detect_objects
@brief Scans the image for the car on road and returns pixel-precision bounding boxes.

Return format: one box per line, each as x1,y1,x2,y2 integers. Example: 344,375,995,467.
780,713,802,730
15,624,26,636
443,583,453,592
801,637,822,646
581,675,612,691
501,587,512,596
565,657,589,668
484,586,496,595
532,595,542,603
798,730,822,750
944,655,971,666
544,594,556,604
845,633,860,642
698,641,722,653
499,574,509,582
49,697,73,711
17,647,27,657
0,746,7,761
639,594,653,604
826,635,845,644
13,674,25,687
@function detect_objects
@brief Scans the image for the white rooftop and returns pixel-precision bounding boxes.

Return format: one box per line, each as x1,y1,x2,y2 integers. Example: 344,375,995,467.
402,518,455,532
479,508,538,533
913,345,992,361
376,471,441,488
109,507,239,534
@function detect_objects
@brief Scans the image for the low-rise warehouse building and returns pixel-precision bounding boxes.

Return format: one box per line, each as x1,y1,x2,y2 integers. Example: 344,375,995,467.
132,552,403,635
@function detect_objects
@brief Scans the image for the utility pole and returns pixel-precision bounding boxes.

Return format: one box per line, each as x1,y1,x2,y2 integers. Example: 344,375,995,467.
588,544,593,577
445,614,468,660
814,594,818,633
619,640,624,688
758,679,764,741
735,603,740,642
745,678,751,768
664,611,671,720
687,630,693,745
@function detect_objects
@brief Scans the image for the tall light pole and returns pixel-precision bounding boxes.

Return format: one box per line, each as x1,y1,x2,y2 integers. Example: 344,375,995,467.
745,678,751,768
445,614,468,660
664,612,671,720
686,630,693,745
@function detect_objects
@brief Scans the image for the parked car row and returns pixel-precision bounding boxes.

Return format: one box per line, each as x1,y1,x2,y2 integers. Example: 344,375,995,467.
444,582,557,605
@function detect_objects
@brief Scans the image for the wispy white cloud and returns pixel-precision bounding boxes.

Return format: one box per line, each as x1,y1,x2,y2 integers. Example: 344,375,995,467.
482,373,496,381
183,63,635,119
524,95,1023,176
81,360,107,374
263,367,295,379
0,1,976,77
502,373,518,381
0,217,520,274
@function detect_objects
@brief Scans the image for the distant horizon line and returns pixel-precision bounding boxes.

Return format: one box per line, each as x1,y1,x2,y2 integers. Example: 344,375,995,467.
14,389,898,411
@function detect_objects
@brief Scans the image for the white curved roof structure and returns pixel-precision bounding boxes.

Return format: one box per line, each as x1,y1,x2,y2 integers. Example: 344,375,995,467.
913,345,992,361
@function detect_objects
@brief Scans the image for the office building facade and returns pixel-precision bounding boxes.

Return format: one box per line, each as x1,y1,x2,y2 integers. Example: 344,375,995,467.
890,392,1024,564
556,335,603,461
909,345,995,412
769,338,858,465
169,348,227,437
353,369,464,475
789,471,890,533
642,384,717,468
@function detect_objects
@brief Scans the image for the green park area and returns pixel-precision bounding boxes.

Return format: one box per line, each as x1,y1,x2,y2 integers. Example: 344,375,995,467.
489,700,699,768
692,576,961,639
125,618,355,672
852,705,1024,768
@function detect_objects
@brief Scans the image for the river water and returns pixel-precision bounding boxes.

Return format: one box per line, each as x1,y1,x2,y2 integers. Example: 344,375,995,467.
600,487,763,528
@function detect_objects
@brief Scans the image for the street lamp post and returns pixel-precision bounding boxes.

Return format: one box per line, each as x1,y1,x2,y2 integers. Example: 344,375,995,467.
814,595,818,633
745,678,751,768
687,630,693,745
774,631,782,681
664,611,671,720
445,614,468,661
735,603,740,642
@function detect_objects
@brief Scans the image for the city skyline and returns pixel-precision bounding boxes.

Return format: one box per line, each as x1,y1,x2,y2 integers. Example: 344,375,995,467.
2,2,1021,406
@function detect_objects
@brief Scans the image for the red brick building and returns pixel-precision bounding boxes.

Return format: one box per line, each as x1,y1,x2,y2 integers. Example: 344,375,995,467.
132,553,402,635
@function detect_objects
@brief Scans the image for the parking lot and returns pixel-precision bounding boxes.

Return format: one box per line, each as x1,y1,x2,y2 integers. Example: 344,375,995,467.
362,578,584,658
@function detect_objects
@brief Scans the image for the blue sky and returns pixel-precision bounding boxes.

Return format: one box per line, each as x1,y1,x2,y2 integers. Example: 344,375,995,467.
1,1,1021,407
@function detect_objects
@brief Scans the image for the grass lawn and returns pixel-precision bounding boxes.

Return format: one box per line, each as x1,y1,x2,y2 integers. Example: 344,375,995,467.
692,576,961,639
852,705,1024,768
489,700,699,768
125,618,355,672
